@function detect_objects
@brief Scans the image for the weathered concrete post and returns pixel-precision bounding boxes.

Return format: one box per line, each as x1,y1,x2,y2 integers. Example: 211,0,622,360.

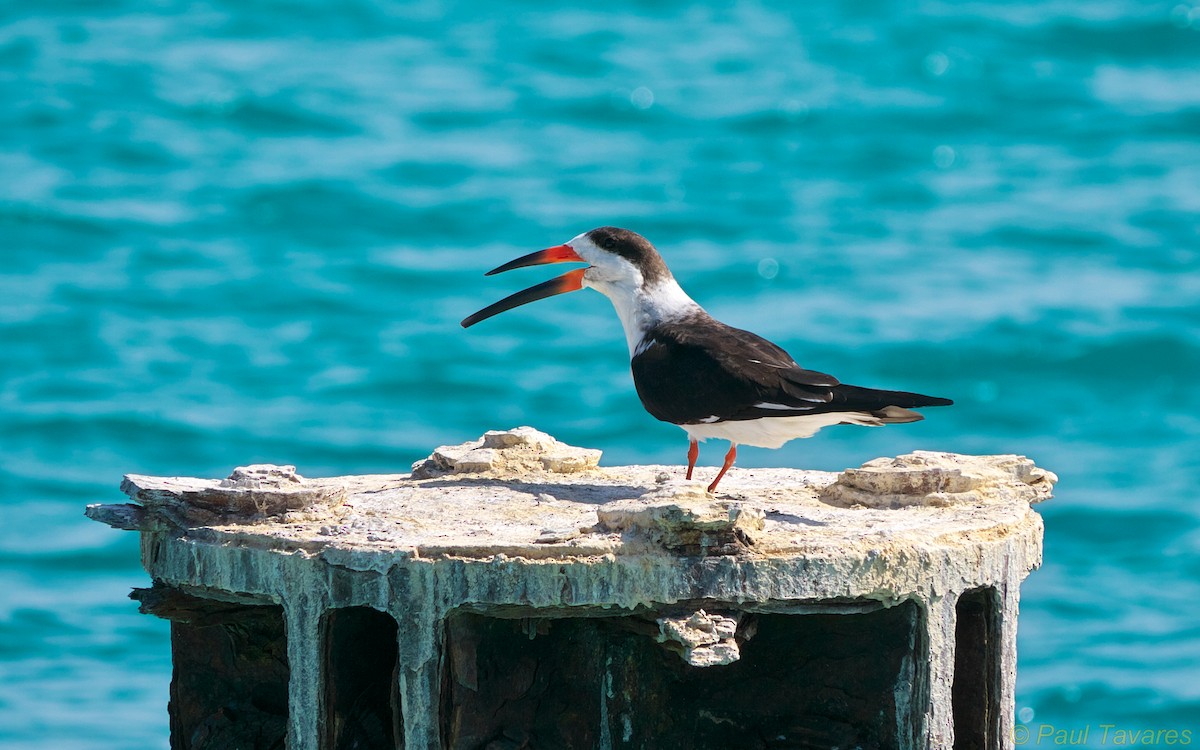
87,427,1055,750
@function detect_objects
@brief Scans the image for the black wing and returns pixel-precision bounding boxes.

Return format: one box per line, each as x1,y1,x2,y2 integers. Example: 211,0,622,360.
630,316,834,425
630,315,951,425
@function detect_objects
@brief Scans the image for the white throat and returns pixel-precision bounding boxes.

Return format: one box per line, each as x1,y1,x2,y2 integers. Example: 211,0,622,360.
586,276,701,356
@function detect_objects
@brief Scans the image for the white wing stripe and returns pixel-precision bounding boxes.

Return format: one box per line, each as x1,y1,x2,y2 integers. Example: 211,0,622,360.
753,402,813,411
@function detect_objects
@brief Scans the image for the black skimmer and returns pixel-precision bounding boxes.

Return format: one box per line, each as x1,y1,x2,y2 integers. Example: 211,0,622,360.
461,227,953,493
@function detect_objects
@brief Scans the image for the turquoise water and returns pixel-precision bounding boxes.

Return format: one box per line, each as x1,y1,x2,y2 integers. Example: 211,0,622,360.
2,1,1198,746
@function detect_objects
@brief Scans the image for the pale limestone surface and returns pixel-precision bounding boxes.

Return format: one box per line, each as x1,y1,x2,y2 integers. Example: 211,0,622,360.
410,426,602,478
656,610,743,667
87,427,1055,750
822,450,1057,509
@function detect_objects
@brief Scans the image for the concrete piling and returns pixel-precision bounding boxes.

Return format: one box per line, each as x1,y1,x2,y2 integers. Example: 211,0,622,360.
87,427,1055,749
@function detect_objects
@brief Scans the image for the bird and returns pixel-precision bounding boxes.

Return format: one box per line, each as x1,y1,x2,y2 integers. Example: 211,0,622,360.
461,226,952,493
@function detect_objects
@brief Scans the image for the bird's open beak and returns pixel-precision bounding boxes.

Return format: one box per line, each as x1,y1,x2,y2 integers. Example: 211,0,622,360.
461,244,587,328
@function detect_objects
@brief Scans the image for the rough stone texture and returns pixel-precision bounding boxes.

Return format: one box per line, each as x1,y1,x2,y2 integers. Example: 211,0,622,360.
132,584,289,750
657,610,743,667
821,450,1058,509
410,426,602,479
87,428,1055,750
84,502,148,531
597,480,765,555
116,464,347,526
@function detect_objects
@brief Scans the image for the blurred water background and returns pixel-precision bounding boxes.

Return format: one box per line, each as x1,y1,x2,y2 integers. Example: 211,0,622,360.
2,0,1198,747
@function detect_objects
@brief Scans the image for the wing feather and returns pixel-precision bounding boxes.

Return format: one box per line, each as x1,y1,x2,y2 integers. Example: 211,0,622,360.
630,314,951,426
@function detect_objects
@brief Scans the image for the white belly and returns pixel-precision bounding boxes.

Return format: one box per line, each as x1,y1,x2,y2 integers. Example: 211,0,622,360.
680,412,885,449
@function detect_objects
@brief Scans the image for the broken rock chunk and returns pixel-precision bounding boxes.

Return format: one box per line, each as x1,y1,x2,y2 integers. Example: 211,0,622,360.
657,610,743,667
410,427,602,479
821,451,1058,509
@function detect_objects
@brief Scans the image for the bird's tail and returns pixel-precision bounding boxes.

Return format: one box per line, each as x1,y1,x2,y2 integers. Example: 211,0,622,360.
829,384,953,421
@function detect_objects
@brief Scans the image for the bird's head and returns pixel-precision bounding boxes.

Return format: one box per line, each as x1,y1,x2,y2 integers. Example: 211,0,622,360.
461,226,672,328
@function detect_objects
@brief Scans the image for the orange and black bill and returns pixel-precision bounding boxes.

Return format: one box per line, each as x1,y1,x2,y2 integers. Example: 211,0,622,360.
461,245,587,328
485,244,582,275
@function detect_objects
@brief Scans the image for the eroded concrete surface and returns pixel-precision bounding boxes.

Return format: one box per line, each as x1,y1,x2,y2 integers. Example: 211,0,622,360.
88,427,1056,750
97,426,1054,566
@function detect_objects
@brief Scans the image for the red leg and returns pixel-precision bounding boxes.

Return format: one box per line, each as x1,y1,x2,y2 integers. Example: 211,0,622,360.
707,443,737,493
686,439,699,480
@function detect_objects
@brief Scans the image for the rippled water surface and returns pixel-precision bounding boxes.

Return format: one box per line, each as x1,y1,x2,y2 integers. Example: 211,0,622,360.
2,1,1198,746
